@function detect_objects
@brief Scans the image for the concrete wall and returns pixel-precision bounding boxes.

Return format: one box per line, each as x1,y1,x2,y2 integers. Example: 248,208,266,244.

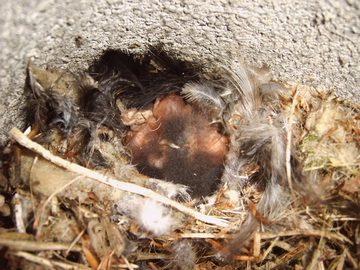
0,0,359,146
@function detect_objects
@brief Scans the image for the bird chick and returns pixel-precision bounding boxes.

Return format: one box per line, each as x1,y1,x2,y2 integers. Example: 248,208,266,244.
27,64,78,140
124,94,229,198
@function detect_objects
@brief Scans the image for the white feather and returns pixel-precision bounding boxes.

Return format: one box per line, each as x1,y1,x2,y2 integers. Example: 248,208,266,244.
116,196,176,236
137,199,175,236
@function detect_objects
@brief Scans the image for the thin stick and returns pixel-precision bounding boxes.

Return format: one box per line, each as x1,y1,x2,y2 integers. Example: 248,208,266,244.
260,229,351,243
122,255,135,270
9,127,228,227
177,229,351,243
65,228,86,257
0,238,82,251
12,251,90,269
261,237,279,261
13,193,26,233
178,232,222,239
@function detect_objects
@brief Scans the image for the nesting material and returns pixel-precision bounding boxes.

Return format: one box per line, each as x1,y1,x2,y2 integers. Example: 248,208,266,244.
0,48,359,269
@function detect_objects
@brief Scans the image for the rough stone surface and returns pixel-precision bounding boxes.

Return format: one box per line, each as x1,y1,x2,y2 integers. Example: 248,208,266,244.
0,0,359,146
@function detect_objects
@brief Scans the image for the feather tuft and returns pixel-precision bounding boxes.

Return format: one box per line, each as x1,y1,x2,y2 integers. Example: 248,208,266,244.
116,196,177,236
137,199,175,236
181,82,224,111
170,240,197,270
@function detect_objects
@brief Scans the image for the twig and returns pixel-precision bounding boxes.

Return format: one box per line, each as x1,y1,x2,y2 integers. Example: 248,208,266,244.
272,243,306,268
121,255,135,270
83,245,99,269
0,238,82,251
253,232,261,258
344,248,358,269
135,253,172,261
9,127,228,227
13,193,26,233
260,229,351,243
98,250,114,270
178,232,222,239
260,237,279,262
115,264,139,269
307,237,325,270
12,251,90,269
65,229,86,257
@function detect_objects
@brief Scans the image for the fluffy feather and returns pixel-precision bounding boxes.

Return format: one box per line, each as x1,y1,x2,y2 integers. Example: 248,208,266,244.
117,196,177,236
220,63,260,118
137,199,175,236
169,240,197,270
181,82,224,111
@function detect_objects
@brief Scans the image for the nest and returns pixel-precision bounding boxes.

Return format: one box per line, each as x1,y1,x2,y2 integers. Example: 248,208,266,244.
0,48,359,270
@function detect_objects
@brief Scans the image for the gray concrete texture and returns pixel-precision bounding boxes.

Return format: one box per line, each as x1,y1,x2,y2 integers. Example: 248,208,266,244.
0,0,359,146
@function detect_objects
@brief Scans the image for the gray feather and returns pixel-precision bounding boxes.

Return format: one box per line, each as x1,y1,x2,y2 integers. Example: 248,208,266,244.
221,63,256,118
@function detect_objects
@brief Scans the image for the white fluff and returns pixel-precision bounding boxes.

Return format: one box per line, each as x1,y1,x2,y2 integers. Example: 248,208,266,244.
116,194,178,236
136,199,174,236
116,196,176,236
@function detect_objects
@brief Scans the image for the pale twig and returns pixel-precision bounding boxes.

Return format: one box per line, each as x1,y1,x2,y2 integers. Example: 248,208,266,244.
307,237,325,270
122,255,135,270
261,237,279,262
135,253,172,261
253,232,261,258
178,228,351,244
98,250,114,270
260,229,351,243
65,228,86,257
115,264,139,269
12,251,90,269
344,248,358,269
178,232,221,239
13,193,26,233
9,127,228,227
0,238,81,251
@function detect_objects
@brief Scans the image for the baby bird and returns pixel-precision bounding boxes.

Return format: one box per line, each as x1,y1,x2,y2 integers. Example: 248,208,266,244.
125,94,229,198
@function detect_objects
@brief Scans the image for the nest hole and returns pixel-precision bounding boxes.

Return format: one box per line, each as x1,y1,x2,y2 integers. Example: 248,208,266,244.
88,49,229,198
